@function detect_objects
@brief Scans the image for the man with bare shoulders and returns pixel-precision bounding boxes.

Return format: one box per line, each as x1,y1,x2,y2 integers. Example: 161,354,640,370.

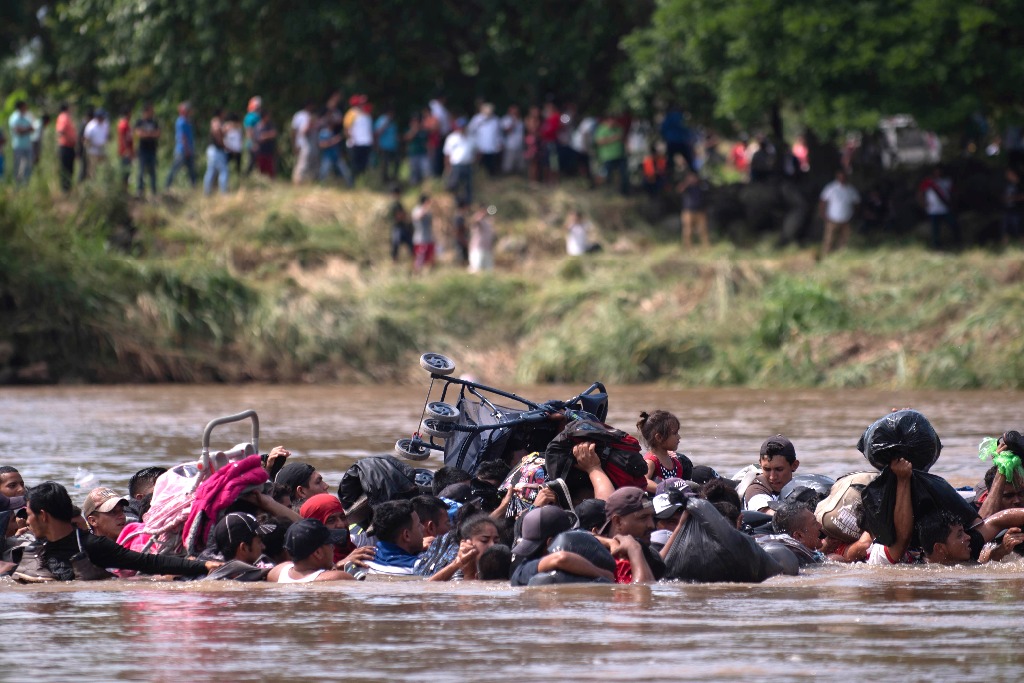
267,518,354,583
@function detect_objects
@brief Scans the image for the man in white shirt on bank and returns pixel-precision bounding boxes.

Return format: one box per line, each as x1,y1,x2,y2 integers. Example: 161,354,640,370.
82,109,111,180
443,117,475,204
818,169,860,258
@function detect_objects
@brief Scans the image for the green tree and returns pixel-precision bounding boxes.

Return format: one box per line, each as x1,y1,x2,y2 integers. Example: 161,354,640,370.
623,0,1024,135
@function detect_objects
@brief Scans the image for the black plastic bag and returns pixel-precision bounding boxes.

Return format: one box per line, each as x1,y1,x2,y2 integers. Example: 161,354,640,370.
527,530,616,586
857,410,942,472
663,498,784,583
860,467,979,547
337,454,420,525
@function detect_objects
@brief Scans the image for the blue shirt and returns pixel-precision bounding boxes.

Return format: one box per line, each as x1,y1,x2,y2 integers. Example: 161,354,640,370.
174,115,194,156
374,115,399,152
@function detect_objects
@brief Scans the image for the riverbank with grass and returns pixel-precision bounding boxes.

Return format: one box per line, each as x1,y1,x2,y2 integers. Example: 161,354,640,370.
2,175,1023,389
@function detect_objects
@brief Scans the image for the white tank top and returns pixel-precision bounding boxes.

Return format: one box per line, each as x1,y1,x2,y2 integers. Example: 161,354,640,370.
274,562,325,584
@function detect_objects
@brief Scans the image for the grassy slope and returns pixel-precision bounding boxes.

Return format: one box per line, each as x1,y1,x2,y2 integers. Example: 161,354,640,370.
2,174,1023,388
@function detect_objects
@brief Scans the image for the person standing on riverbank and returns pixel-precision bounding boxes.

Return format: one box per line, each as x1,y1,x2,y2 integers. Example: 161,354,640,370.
116,108,134,190
468,204,495,273
134,103,160,197
203,108,229,196
818,169,860,258
444,118,475,205
82,109,110,180
8,101,35,186
411,194,436,273
917,165,960,249
55,103,77,192
165,102,197,190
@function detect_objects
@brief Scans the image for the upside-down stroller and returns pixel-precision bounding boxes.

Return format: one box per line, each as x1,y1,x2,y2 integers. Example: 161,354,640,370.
394,353,611,476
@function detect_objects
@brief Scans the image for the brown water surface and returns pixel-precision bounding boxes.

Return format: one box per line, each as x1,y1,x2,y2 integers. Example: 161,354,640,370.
2,385,1023,681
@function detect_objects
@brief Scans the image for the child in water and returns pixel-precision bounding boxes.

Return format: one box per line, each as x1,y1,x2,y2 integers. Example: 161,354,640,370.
637,410,693,494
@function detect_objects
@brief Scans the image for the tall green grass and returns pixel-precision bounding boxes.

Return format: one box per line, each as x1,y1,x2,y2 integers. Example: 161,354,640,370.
3,177,1024,388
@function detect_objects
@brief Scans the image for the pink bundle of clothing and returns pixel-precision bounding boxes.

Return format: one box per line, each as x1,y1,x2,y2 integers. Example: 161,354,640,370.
183,454,268,555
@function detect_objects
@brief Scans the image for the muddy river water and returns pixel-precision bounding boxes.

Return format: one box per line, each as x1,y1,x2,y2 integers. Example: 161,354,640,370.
1,385,1023,681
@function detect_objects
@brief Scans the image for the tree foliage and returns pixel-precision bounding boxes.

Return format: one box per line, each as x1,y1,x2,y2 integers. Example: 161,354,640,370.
623,0,1024,134
3,0,652,119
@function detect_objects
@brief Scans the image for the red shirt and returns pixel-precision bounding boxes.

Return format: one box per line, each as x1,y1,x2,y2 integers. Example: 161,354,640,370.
56,112,77,148
117,118,133,157
540,112,561,143
614,558,632,584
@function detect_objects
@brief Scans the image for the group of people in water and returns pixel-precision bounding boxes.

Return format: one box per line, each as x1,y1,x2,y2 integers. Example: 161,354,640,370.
2,405,1023,586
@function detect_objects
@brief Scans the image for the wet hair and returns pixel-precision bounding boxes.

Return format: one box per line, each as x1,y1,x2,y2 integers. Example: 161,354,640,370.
128,467,167,499
372,500,415,544
700,479,742,510
477,544,512,581
411,495,449,528
458,513,498,541
494,515,516,547
917,510,961,556
26,482,76,522
772,502,813,535
0,466,19,476
984,465,998,491
260,517,292,561
474,461,510,486
432,467,472,496
269,483,292,507
636,410,680,448
712,501,741,528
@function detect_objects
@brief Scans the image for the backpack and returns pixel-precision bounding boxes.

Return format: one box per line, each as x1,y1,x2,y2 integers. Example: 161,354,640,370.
814,471,877,544
544,418,647,495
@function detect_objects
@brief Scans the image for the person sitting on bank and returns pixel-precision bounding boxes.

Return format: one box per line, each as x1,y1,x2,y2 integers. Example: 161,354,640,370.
266,518,354,583
364,500,425,576
743,435,800,515
14,482,217,582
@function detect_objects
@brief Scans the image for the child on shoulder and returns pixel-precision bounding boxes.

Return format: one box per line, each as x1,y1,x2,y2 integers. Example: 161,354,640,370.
637,410,693,494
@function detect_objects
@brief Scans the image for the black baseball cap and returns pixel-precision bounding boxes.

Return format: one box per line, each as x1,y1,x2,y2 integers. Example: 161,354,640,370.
760,435,797,462
284,518,347,561
511,506,574,559
213,512,274,553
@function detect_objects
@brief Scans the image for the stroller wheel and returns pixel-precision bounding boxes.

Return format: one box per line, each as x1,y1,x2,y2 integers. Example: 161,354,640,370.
425,401,460,423
420,418,455,439
396,437,431,461
419,353,456,376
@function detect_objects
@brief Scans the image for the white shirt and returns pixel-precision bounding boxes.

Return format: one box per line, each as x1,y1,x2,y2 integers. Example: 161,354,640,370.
819,181,861,223
566,221,589,256
291,110,311,150
923,178,952,215
473,115,503,154
572,117,596,152
349,111,374,146
443,131,475,165
429,99,451,135
502,115,524,150
224,127,243,153
83,119,109,154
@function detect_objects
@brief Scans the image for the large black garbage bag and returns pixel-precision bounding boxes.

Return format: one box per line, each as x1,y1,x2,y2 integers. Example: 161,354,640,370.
857,410,942,472
338,455,420,526
544,418,648,495
860,468,980,547
663,498,784,583
527,531,616,586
